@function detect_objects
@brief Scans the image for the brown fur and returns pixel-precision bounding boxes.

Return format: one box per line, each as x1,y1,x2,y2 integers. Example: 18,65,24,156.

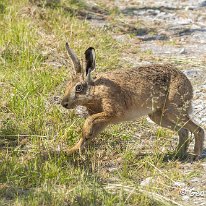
61,45,204,159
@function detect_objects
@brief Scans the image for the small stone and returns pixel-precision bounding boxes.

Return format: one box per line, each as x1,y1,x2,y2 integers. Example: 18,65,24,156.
199,1,206,7
140,177,152,186
190,178,200,183
180,48,186,54
173,181,186,187
108,167,118,172
185,6,190,11
182,195,190,201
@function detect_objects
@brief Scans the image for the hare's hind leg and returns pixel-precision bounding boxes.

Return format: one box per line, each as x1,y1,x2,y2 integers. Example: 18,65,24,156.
149,110,190,158
172,115,204,159
161,106,204,159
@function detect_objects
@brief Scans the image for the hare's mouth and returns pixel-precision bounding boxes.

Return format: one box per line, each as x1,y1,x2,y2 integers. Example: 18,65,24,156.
61,101,69,109
61,100,76,110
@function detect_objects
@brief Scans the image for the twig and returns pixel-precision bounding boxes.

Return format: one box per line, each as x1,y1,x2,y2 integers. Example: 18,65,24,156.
0,134,47,138
146,161,176,184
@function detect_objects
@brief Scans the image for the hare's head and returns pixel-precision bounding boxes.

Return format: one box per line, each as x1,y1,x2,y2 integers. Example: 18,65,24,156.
61,43,96,109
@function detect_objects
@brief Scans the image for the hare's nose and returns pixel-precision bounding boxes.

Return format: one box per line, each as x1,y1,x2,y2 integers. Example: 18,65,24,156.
61,99,69,108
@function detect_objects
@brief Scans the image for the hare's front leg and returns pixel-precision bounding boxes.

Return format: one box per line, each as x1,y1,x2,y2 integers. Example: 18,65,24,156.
66,112,113,155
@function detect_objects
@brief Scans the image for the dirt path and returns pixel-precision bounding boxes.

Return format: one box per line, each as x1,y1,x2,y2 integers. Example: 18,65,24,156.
86,0,206,123
80,0,206,205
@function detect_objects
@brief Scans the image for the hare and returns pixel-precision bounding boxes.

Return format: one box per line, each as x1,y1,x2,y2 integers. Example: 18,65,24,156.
61,43,204,159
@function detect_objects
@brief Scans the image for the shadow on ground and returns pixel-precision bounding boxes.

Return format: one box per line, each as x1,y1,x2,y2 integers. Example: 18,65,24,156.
121,6,181,16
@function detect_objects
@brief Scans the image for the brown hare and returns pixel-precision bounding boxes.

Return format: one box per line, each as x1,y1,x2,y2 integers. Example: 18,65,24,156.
61,43,204,160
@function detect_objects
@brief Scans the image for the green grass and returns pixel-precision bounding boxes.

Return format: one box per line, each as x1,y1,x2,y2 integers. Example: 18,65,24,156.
0,0,205,205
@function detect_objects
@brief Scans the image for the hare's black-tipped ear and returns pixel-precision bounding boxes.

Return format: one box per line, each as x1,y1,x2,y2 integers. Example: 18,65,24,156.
65,42,82,73
85,47,96,76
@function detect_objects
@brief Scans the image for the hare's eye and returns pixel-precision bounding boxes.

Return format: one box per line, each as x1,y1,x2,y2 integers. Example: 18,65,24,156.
75,84,83,93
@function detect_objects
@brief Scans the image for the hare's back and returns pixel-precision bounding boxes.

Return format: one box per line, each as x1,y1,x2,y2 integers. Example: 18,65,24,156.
95,64,192,111
99,64,173,92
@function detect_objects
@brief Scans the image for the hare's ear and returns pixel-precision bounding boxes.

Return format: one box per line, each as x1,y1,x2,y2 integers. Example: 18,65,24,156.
85,47,96,76
65,42,82,74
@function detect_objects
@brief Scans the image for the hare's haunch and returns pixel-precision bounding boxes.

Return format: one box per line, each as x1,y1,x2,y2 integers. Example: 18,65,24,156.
61,43,204,159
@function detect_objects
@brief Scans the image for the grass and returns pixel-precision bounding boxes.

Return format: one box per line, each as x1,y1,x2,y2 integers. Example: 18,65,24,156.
0,0,205,205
